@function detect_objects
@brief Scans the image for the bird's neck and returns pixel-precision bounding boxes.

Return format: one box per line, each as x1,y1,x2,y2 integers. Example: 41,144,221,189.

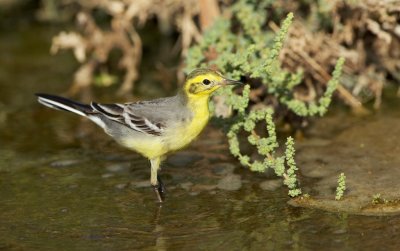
178,90,210,118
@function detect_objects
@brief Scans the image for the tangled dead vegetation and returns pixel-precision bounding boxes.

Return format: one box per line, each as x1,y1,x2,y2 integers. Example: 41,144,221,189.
280,0,400,110
50,0,219,99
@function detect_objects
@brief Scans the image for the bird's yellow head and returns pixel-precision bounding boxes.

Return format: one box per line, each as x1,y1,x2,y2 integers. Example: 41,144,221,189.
183,69,241,98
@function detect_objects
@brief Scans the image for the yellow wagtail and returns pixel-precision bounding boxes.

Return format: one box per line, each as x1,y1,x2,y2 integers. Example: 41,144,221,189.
36,68,242,202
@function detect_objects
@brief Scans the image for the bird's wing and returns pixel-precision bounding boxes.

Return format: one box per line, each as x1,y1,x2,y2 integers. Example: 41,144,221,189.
90,102,165,136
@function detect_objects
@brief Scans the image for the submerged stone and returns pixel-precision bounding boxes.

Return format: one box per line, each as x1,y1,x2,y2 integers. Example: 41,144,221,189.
115,183,128,189
180,182,193,191
191,184,217,191
212,163,236,176
101,173,114,179
217,174,242,191
105,162,131,173
50,159,81,168
166,151,203,168
130,180,150,188
259,179,282,191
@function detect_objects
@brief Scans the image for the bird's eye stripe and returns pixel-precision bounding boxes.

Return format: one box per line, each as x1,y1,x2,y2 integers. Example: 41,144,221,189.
203,79,211,85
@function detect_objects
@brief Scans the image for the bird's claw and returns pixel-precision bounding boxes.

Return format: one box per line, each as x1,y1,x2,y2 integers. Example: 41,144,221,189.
153,176,165,203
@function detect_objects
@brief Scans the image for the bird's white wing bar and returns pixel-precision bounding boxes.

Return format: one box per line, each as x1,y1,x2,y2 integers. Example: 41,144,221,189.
90,102,123,118
123,110,164,136
87,115,106,129
91,102,164,136
144,118,163,132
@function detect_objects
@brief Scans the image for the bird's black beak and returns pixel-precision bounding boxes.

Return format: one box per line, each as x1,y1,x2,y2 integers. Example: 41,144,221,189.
223,78,243,86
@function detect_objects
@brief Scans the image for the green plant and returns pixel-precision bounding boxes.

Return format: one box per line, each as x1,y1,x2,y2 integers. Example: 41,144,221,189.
372,193,382,204
335,173,346,200
227,108,301,196
186,1,344,197
371,193,392,205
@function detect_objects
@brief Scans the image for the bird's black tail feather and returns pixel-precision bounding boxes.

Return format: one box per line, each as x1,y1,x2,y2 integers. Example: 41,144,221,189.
35,93,93,116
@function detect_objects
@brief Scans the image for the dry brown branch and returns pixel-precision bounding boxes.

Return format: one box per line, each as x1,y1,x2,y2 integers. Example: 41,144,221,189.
199,0,220,31
277,0,400,111
51,0,207,97
280,21,364,111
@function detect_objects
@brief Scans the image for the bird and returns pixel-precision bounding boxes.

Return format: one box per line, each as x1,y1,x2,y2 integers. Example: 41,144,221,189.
36,68,242,202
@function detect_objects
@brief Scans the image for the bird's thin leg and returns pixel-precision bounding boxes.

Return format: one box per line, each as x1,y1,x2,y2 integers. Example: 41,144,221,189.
150,157,165,202
157,175,166,195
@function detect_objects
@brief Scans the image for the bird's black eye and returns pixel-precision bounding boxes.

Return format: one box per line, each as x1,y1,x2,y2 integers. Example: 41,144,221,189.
203,79,211,85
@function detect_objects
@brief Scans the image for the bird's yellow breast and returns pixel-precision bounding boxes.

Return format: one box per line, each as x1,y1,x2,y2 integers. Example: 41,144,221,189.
169,97,210,149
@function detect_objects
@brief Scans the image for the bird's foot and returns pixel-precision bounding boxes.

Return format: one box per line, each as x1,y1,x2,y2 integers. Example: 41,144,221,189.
153,176,166,203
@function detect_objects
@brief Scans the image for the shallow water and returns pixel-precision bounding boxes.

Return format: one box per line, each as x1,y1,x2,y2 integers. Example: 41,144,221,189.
1,23,400,250
291,98,400,215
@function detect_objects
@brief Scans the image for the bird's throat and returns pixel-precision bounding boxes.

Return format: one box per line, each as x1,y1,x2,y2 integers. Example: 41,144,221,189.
184,95,210,140
187,95,210,120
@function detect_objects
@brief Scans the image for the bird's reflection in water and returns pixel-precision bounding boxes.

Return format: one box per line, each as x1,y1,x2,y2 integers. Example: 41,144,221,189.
152,204,167,251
